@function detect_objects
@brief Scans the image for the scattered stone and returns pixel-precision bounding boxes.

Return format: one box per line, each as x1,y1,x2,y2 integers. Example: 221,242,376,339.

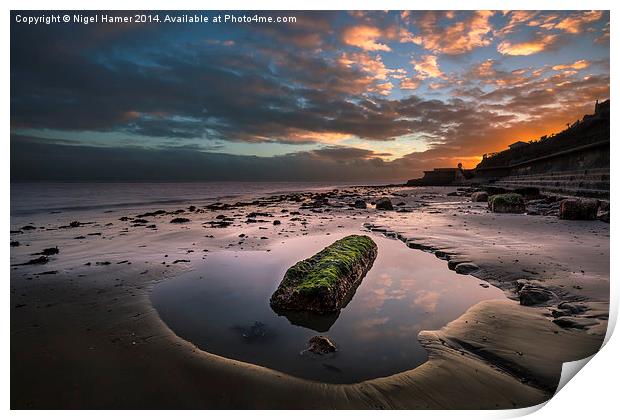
95,261,111,266
471,191,488,202
557,301,588,314
375,197,393,210
15,256,49,266
172,259,190,264
306,335,337,355
518,283,556,306
137,210,166,218
34,247,59,256
170,217,190,224
248,212,271,218
454,262,479,274
559,198,599,220
69,221,81,228
447,259,470,270
489,193,525,213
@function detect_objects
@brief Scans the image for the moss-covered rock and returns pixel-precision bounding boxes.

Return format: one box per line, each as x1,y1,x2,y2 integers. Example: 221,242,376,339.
270,235,378,314
559,198,599,220
488,193,525,213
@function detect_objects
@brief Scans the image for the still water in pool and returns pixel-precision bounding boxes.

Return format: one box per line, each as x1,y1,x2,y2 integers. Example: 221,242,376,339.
151,231,506,383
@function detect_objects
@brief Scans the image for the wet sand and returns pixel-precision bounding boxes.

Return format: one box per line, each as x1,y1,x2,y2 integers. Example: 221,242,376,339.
10,186,609,409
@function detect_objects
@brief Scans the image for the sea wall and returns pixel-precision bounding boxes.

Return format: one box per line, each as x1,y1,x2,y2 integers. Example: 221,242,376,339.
475,139,609,180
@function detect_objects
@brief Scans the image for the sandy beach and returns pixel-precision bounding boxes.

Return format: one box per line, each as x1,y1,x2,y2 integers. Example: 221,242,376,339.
9,185,608,409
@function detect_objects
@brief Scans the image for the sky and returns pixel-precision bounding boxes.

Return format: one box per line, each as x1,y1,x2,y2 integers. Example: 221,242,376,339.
10,10,610,182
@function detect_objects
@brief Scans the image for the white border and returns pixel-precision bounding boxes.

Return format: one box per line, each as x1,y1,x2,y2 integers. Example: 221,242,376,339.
3,1,616,419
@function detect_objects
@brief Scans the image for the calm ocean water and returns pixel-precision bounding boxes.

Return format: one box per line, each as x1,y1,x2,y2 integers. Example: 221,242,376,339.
10,181,384,216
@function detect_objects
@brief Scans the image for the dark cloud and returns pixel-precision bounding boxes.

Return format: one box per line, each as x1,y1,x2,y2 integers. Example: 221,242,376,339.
10,136,407,182
10,10,610,181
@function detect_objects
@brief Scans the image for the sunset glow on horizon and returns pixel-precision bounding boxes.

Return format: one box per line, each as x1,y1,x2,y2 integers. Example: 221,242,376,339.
11,10,610,181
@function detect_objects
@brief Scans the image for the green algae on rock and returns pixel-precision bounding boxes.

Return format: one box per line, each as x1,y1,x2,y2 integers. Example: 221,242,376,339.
270,235,378,314
488,193,525,213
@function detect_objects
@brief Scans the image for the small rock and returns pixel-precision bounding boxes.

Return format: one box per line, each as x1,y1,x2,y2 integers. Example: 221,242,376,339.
518,284,556,306
559,198,599,220
273,220,281,225
489,194,525,214
35,246,59,256
306,335,337,355
471,191,488,202
10,241,20,247
170,217,190,224
375,197,393,210
454,262,479,274
557,301,588,314
19,256,49,265
354,199,367,209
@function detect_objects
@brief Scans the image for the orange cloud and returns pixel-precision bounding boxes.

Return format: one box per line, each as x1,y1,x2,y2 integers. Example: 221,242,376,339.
284,130,351,143
339,52,391,80
400,78,421,90
411,55,444,79
474,59,495,78
555,10,603,34
370,81,394,96
552,59,591,71
339,52,402,95
497,33,558,56
341,25,391,51
415,10,495,54
497,10,539,36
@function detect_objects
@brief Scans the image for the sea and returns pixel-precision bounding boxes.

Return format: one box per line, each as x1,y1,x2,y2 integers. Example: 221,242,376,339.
10,181,390,217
